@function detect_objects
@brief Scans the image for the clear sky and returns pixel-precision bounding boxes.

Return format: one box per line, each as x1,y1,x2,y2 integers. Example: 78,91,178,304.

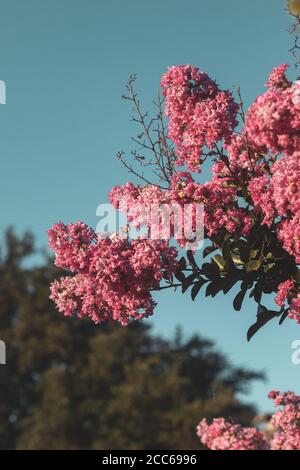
0,0,299,412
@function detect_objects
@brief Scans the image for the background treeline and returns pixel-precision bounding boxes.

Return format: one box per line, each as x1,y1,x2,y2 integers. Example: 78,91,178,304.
0,229,263,449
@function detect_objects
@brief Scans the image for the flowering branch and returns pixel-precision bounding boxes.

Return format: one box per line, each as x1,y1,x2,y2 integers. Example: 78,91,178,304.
48,12,300,340
197,390,300,450
119,75,176,187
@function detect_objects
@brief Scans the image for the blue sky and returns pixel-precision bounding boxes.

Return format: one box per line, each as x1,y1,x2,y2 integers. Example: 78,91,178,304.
0,0,299,412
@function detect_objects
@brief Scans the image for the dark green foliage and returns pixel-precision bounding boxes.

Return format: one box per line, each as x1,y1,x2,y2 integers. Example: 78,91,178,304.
176,220,299,339
0,229,263,449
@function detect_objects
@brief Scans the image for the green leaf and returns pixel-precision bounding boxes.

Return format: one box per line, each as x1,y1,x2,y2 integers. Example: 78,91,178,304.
279,309,289,325
191,280,206,301
237,243,249,263
231,253,243,266
263,262,275,273
251,283,263,304
182,274,198,294
187,250,198,268
295,269,300,283
213,254,226,271
222,272,241,294
233,288,247,311
205,281,223,298
203,245,218,258
174,269,186,283
222,239,235,271
201,262,220,281
178,256,187,270
246,259,262,272
247,305,280,341
249,249,260,260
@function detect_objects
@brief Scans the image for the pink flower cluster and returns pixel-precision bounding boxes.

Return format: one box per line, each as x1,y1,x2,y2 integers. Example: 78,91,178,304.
161,65,239,172
275,280,300,323
109,171,252,248
269,391,300,450
248,175,275,227
197,391,300,450
48,222,177,325
265,64,291,90
272,152,300,217
171,172,252,237
109,182,170,238
288,293,300,323
273,153,300,265
278,216,300,265
48,63,300,331
246,67,300,156
248,152,300,264
223,134,263,175
197,418,267,450
275,280,295,307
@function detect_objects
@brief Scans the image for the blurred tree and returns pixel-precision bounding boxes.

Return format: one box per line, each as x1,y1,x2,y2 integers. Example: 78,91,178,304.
0,229,263,449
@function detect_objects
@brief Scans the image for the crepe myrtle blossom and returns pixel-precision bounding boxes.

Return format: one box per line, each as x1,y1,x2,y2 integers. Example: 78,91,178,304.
48,222,178,325
197,418,267,450
275,280,295,307
265,64,291,90
170,172,253,238
109,181,205,249
287,292,300,323
246,65,300,156
197,391,300,450
49,63,300,334
271,152,300,217
277,216,300,265
160,65,239,172
292,79,300,106
275,280,300,324
109,172,252,245
248,152,300,263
